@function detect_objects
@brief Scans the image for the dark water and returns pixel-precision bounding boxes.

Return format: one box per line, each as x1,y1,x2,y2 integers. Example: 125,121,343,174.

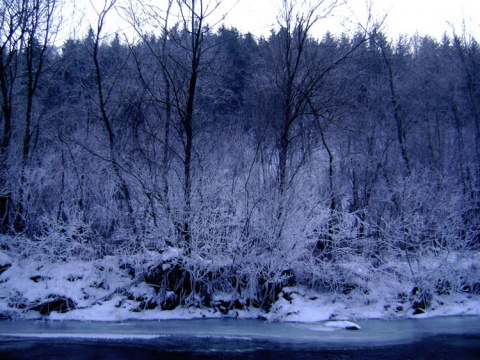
0,317,479,359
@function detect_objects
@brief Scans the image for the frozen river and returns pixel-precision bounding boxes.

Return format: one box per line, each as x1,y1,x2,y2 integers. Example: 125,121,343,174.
0,316,479,359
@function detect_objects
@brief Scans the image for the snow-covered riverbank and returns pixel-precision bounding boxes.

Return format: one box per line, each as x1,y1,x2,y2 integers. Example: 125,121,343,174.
1,250,478,322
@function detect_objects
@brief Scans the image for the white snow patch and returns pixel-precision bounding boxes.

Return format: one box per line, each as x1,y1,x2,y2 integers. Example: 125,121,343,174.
324,320,361,330
0,251,11,265
161,247,182,262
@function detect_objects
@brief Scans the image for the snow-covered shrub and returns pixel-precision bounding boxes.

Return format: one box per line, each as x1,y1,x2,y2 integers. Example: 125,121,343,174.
35,213,103,261
372,169,480,303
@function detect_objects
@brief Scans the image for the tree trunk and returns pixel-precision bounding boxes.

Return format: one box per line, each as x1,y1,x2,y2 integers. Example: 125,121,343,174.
379,42,411,174
93,2,137,237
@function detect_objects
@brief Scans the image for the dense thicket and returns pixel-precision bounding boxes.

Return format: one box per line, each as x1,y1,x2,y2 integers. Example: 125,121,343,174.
1,0,479,313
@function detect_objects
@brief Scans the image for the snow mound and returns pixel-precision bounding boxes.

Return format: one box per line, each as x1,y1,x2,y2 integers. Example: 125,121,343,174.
324,320,361,330
0,251,11,265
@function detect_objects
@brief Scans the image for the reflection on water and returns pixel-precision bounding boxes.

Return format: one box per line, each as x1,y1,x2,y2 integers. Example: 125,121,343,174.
0,317,479,359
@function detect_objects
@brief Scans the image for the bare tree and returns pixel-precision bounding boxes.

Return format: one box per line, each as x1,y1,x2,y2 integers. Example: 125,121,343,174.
123,0,175,228
372,31,411,174
274,0,339,198
0,0,58,233
167,0,224,251
267,0,367,224
90,0,137,237
0,0,28,232
15,0,58,232
452,31,480,163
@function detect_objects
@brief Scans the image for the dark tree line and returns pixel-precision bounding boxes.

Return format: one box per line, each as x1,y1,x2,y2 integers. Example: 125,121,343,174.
1,0,479,310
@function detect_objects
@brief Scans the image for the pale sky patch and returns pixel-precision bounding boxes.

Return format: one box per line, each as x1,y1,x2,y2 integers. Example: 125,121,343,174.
60,0,480,43
223,0,479,39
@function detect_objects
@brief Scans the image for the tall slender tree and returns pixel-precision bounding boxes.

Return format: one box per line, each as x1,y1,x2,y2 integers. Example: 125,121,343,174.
14,0,57,232
168,0,224,251
91,0,137,237
0,0,28,232
0,0,58,233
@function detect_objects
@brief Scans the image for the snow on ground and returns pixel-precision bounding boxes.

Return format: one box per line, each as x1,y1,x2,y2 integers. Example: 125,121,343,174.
266,287,480,322
0,252,11,265
0,251,479,322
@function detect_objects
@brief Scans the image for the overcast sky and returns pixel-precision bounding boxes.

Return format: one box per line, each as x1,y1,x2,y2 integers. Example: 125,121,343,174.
223,0,479,39
66,0,479,43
